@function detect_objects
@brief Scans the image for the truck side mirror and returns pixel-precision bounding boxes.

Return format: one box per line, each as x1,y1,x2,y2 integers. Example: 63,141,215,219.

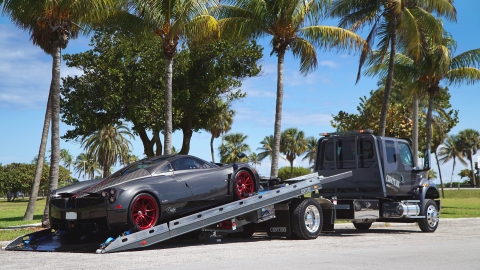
423,149,430,170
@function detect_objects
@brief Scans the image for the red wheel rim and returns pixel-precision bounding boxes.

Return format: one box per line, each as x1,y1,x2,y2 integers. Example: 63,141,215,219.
235,171,254,199
131,195,158,230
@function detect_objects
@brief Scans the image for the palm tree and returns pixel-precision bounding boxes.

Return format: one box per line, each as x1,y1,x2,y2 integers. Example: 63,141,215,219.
248,152,261,169
206,100,235,163
302,136,318,167
74,153,92,180
421,35,480,159
218,133,250,164
126,153,140,165
330,0,456,137
60,149,74,172
438,134,467,187
74,153,101,180
257,135,287,163
23,90,52,220
427,169,437,180
128,0,220,155
280,128,308,178
81,124,134,178
218,0,365,178
2,0,116,225
458,129,480,187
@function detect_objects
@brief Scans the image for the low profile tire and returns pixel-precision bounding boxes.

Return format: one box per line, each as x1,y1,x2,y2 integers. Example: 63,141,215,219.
128,193,159,230
291,199,323,240
418,199,439,233
234,170,255,200
353,222,372,231
228,222,256,238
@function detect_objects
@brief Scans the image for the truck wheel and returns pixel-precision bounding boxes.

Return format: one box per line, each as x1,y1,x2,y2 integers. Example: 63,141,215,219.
228,222,256,238
291,199,323,239
353,222,372,230
418,199,439,233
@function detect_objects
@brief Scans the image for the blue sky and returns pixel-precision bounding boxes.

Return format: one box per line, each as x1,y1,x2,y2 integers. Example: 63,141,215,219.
0,2,479,183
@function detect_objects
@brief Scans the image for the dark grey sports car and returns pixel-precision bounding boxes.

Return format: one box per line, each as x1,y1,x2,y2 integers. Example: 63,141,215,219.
50,154,260,231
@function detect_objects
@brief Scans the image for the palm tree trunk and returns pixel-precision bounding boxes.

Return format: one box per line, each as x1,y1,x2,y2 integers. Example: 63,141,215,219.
450,158,456,187
412,93,419,165
469,155,477,187
210,135,215,163
425,91,435,158
42,43,62,228
164,57,174,155
434,152,444,198
378,17,397,137
23,87,52,220
270,50,285,178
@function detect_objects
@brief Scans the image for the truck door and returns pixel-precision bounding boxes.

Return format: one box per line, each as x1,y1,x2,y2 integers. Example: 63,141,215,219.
397,141,417,193
383,139,404,195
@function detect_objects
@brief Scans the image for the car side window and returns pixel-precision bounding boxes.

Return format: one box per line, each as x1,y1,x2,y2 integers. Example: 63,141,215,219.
156,163,173,174
398,142,414,167
171,157,212,170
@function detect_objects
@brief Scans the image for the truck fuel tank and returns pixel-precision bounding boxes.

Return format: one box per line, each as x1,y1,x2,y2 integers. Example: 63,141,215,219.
382,201,420,218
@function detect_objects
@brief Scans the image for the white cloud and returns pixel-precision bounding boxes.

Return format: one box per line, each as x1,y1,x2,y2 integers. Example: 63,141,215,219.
282,111,332,127
319,60,338,68
0,24,85,109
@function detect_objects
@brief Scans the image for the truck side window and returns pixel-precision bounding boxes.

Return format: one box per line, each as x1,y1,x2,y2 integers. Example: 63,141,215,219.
324,142,334,161
339,140,355,161
386,140,396,164
398,142,414,167
358,141,374,159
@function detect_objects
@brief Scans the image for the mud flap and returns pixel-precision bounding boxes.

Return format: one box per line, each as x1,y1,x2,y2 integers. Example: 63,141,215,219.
265,203,291,237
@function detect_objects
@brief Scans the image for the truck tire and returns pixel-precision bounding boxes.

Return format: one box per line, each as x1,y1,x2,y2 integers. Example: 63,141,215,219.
291,199,323,239
418,199,439,233
352,222,372,230
228,222,256,238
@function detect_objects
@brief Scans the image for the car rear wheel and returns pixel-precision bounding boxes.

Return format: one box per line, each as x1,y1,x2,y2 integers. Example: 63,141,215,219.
128,193,159,230
234,170,255,200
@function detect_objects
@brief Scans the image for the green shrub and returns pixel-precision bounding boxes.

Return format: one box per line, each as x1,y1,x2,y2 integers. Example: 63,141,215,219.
277,166,311,180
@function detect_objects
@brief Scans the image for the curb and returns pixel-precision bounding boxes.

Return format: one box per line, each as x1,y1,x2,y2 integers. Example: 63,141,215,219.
6,223,42,229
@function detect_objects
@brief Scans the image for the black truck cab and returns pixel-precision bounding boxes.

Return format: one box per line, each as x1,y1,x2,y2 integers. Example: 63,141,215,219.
313,130,440,232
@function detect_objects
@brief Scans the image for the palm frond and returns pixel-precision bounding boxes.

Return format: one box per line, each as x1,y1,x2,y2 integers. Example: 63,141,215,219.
446,67,480,86
291,37,317,75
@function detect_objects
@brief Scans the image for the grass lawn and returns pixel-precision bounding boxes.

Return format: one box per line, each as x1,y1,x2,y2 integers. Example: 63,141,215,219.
0,190,479,242
0,197,46,243
439,190,480,218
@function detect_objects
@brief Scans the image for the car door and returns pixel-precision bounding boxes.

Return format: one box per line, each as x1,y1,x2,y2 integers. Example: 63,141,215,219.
171,157,231,204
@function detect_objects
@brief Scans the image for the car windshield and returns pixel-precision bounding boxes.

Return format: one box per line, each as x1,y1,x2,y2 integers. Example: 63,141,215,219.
112,156,171,177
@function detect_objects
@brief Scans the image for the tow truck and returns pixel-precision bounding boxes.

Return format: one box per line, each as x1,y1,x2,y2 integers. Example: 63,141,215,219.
3,172,351,253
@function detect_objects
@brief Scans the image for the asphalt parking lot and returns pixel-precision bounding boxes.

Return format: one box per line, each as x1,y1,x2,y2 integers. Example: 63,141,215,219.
1,218,479,270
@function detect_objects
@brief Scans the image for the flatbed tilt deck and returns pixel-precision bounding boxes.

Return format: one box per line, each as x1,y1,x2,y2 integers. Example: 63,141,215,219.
3,172,351,253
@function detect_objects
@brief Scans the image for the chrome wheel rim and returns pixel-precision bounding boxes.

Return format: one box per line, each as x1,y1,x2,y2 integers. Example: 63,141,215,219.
304,205,320,233
426,204,439,228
